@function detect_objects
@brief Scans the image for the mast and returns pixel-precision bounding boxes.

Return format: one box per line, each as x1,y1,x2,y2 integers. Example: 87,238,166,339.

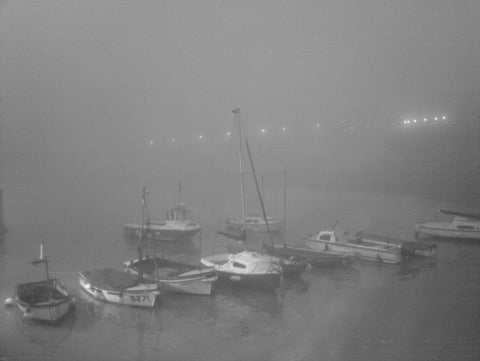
233,108,246,220
245,140,272,239
137,187,148,263
283,169,287,246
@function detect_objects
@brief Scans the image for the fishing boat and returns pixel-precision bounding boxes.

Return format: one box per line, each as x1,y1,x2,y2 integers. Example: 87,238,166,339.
124,182,201,242
4,242,75,323
78,268,161,308
200,251,282,290
304,226,403,264
124,187,217,295
414,208,480,240
222,108,283,236
124,255,217,296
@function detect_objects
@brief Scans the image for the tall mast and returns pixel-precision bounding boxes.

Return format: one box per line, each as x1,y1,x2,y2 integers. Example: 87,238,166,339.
233,108,246,220
283,169,287,246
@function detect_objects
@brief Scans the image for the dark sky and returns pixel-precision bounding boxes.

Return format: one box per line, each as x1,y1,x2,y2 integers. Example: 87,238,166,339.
1,0,479,188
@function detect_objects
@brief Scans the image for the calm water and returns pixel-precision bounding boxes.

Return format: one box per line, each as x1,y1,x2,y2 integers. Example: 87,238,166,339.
1,183,480,361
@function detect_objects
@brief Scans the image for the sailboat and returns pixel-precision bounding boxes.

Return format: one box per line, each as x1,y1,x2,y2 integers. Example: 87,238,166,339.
124,188,218,296
223,108,283,235
5,242,75,323
124,182,202,242
201,109,291,289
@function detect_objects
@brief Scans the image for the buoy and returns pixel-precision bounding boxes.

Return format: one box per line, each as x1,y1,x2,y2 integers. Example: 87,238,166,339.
4,297,16,307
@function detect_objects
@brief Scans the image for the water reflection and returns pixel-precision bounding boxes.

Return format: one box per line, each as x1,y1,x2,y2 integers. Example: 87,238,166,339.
12,309,76,350
398,257,437,277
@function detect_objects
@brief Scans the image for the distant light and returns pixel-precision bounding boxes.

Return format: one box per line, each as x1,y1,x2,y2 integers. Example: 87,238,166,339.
316,123,320,128
171,138,176,142
260,128,266,133
424,118,427,122
226,131,231,136
434,117,438,121
282,127,287,132
413,119,417,123
148,140,154,145
198,135,203,139
442,116,446,120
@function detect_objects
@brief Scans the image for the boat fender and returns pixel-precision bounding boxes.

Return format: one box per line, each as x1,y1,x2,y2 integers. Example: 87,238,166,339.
23,310,33,320
305,263,312,272
230,275,241,282
4,297,16,307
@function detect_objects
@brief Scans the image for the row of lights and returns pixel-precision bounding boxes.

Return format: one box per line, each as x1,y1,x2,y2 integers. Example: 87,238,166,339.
403,116,447,125
146,118,450,145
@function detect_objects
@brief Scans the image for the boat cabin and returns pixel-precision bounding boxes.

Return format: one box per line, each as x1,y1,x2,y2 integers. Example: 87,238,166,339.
314,228,349,244
165,203,191,222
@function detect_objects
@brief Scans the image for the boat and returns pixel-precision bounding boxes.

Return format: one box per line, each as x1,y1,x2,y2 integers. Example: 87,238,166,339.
4,242,75,323
200,251,283,290
226,214,283,233
355,231,437,258
222,108,283,235
262,242,356,267
201,109,287,288
123,255,217,296
262,170,356,268
124,187,217,295
78,268,161,308
414,208,480,240
124,182,201,242
303,225,403,264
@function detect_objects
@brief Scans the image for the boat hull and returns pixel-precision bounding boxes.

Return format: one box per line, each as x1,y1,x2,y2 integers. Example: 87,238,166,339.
123,257,217,296
124,222,201,241
414,222,480,240
305,239,402,264
201,252,282,290
263,242,356,267
78,270,160,308
14,279,74,323
226,220,283,233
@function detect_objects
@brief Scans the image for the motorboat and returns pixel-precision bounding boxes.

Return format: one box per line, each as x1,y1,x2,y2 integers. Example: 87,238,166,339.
123,255,217,296
262,241,356,267
304,226,403,264
78,268,161,308
414,208,480,240
124,183,201,242
4,242,75,323
356,231,436,257
200,251,283,290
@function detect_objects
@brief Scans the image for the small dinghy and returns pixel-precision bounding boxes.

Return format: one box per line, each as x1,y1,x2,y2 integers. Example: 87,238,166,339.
78,268,161,308
4,242,75,323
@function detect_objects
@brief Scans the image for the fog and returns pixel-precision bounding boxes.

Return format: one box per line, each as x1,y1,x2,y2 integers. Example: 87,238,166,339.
1,0,480,205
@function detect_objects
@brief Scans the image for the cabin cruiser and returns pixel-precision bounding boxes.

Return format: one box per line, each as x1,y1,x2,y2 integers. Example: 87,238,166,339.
304,227,403,264
414,208,480,240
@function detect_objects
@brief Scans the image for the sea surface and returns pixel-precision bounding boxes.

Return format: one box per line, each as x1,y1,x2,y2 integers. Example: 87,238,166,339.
1,180,479,361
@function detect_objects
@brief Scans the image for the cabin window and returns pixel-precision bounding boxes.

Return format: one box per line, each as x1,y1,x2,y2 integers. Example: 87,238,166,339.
319,234,331,241
457,225,475,230
232,262,246,269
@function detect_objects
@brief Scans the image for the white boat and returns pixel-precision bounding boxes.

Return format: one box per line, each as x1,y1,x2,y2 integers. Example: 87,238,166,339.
4,242,75,323
304,226,403,264
414,208,480,240
78,268,161,308
226,214,283,233
123,256,217,296
201,251,283,290
222,108,283,235
124,182,201,242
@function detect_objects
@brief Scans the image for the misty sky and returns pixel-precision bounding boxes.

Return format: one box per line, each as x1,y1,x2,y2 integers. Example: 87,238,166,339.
1,0,479,188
